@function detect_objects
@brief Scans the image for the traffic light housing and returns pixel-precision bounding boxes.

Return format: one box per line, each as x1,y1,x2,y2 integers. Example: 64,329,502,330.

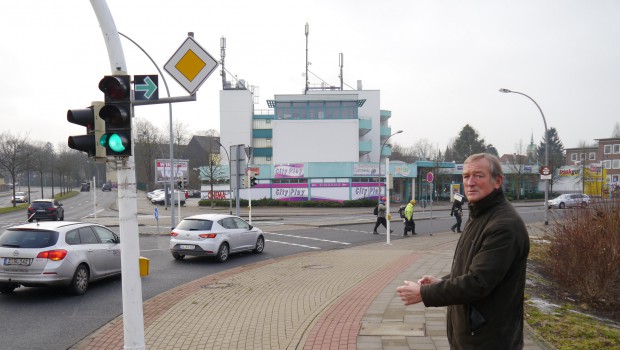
98,75,132,156
67,102,105,159
250,176,257,187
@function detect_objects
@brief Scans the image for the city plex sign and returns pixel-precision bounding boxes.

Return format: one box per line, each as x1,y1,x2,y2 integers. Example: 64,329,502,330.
155,159,189,183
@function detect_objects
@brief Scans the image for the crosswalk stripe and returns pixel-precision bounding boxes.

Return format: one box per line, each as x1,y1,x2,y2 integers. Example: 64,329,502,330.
264,232,350,245
265,239,321,250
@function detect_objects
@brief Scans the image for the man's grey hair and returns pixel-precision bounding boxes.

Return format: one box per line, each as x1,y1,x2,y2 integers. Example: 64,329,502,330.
464,153,504,180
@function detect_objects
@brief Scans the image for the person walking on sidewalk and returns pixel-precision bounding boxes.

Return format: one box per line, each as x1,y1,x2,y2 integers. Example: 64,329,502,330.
396,153,530,350
450,195,463,233
373,197,393,234
404,199,416,236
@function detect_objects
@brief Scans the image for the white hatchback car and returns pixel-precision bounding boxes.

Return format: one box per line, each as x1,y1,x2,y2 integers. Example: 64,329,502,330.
170,214,264,262
548,193,591,209
11,191,29,203
0,221,121,295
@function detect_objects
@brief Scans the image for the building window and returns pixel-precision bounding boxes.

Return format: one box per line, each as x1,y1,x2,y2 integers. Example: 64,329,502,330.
612,175,619,183
613,159,620,169
604,145,612,154
604,160,611,169
580,153,585,160
571,153,577,162
614,144,620,154
589,152,596,160
272,178,307,184
266,157,271,161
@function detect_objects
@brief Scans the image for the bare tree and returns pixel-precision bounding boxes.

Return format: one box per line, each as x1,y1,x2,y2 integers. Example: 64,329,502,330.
0,132,30,206
135,118,166,190
612,122,620,138
507,140,528,200
54,144,80,195
166,120,190,159
198,143,225,208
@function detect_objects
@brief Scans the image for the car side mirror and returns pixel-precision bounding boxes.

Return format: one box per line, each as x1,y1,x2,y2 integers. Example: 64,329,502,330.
249,225,253,230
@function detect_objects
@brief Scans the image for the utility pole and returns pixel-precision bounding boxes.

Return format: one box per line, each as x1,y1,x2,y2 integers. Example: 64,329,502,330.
90,1,144,349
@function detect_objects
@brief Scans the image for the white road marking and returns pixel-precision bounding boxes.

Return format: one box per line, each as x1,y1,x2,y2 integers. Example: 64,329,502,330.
264,239,321,250
264,232,350,245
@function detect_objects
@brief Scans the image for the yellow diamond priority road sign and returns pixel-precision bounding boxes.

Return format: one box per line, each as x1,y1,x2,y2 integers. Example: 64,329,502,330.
164,36,219,94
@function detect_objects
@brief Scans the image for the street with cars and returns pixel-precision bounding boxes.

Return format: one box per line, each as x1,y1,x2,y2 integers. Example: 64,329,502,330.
0,189,552,349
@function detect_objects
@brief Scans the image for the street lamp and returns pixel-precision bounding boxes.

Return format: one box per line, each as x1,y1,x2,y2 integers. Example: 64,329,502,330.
499,88,549,225
379,130,403,203
217,140,233,215
380,129,403,245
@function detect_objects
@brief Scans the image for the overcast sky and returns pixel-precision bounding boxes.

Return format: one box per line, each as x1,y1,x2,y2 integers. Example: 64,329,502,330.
2,0,618,157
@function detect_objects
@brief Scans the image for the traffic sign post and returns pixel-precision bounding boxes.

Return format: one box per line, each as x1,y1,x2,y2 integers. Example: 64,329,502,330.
426,172,434,234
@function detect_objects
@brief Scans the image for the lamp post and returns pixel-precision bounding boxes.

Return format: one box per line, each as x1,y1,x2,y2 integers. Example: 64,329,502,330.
380,130,403,244
499,88,549,225
217,141,233,215
379,130,403,202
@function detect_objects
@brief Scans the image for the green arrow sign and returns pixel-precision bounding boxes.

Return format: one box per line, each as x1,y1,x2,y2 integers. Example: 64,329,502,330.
134,75,158,100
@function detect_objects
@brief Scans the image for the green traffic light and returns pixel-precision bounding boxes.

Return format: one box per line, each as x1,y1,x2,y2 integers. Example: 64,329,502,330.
107,133,126,152
99,133,127,153
99,134,107,147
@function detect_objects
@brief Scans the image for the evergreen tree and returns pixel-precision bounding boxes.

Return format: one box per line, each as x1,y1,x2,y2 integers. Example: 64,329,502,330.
537,127,566,193
444,145,454,162
451,124,488,162
485,144,499,157
536,127,565,167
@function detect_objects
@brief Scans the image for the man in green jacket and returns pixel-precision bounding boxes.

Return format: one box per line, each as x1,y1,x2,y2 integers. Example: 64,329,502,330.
404,199,416,236
396,153,530,349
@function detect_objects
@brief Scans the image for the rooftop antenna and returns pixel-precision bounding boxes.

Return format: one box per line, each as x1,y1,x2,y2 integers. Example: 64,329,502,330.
220,37,227,89
305,22,309,94
339,53,343,90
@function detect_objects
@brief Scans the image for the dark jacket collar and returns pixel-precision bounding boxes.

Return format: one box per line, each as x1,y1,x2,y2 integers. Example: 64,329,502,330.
467,188,505,218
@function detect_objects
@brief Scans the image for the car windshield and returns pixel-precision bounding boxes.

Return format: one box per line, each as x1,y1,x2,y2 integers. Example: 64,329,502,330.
0,229,59,248
15,192,26,196
175,219,213,231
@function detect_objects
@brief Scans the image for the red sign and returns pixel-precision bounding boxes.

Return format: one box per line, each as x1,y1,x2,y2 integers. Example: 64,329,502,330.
426,172,434,182
249,167,260,176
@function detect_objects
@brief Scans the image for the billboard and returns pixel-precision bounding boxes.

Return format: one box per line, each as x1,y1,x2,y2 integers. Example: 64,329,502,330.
155,159,189,184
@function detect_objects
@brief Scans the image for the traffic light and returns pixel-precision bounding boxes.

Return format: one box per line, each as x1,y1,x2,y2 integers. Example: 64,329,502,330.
177,180,184,189
250,176,257,187
67,102,105,158
98,75,132,156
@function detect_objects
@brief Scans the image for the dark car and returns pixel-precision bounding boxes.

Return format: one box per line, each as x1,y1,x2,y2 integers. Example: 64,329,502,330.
80,183,90,192
27,199,64,222
102,183,112,191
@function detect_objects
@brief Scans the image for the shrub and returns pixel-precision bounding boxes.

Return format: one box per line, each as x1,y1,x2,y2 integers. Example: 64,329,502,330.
543,199,620,304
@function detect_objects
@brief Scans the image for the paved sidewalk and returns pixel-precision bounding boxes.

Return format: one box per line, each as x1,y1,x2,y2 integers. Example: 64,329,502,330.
72,198,550,349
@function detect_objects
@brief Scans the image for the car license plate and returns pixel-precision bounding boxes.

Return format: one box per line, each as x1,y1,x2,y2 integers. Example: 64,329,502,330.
179,245,195,250
4,258,32,266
